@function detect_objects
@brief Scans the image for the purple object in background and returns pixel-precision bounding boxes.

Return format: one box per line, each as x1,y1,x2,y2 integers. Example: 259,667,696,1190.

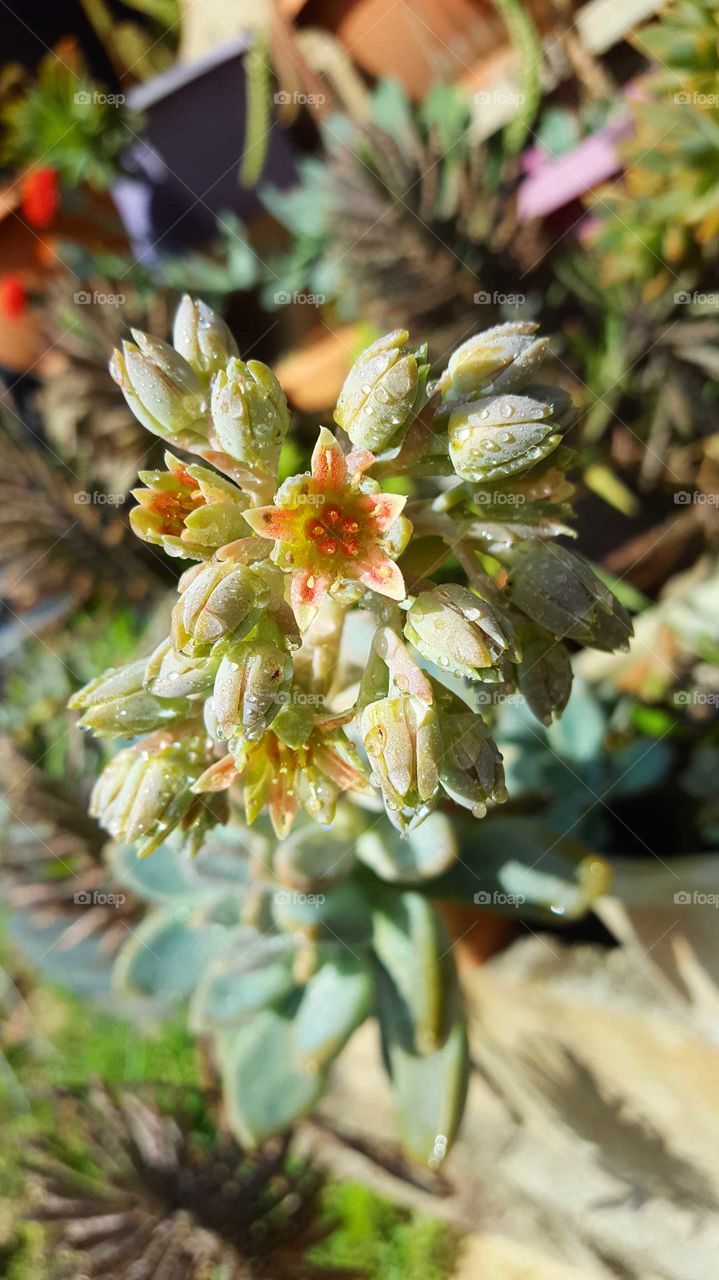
113,36,299,262
518,113,634,221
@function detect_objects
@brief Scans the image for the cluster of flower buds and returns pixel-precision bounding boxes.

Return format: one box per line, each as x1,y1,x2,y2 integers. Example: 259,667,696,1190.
74,299,632,858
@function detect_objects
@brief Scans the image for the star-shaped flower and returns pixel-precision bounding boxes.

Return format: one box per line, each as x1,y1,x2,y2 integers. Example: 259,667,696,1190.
243,428,411,629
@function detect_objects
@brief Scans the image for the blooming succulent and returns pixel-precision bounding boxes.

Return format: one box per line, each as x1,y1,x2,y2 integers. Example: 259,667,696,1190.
71,298,631,1163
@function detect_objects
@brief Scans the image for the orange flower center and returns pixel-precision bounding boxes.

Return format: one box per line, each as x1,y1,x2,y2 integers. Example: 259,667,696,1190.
305,502,362,558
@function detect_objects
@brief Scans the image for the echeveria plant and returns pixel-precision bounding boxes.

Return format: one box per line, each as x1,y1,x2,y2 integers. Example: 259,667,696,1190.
70,297,631,1161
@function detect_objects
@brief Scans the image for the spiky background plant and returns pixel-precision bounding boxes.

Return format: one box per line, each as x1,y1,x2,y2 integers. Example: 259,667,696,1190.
588,0,719,297
242,80,546,361
24,1083,359,1280
69,296,632,1161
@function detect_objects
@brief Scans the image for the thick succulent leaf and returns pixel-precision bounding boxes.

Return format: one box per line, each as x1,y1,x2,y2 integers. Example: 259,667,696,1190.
271,880,374,944
430,816,612,921
377,970,468,1166
356,810,459,882
189,931,296,1033
293,949,373,1069
218,1002,326,1146
274,822,358,890
370,888,458,1054
111,826,257,906
113,907,233,1004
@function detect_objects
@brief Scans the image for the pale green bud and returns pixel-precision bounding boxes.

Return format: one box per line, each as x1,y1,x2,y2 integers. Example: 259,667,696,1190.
212,642,293,741
441,321,548,400
436,692,506,818
360,693,441,830
90,735,227,858
172,294,239,376
210,357,290,472
515,624,573,725
405,584,518,680
110,333,208,445
69,659,193,738
171,560,269,656
144,638,219,699
510,545,633,651
447,387,572,483
333,329,430,452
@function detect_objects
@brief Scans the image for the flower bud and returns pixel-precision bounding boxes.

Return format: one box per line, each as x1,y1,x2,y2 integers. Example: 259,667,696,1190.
515,624,573,725
90,734,227,858
212,641,293,741
360,693,442,830
210,357,290,472
171,560,269,656
172,294,238,376
440,321,548,400
110,333,208,445
436,693,507,817
334,329,430,452
510,544,633,651
448,387,572,484
131,452,248,560
70,659,193,738
405,584,518,680
144,638,218,698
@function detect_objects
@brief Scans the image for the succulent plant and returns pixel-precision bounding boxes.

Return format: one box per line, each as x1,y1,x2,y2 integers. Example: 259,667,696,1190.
25,1083,357,1279
71,297,632,1162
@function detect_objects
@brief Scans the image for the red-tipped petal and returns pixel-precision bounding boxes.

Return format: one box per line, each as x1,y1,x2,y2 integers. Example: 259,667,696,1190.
290,568,332,631
346,446,375,476
244,504,297,541
359,491,407,532
311,427,347,489
352,547,406,601
314,742,373,794
193,754,239,792
268,769,299,837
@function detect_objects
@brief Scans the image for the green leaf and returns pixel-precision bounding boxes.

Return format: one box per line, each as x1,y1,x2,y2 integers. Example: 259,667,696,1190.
293,949,373,1070
218,1002,326,1146
370,889,458,1054
112,827,255,906
274,822,359,890
113,908,232,1004
357,811,459,883
430,816,612,920
189,932,296,1033
378,973,468,1166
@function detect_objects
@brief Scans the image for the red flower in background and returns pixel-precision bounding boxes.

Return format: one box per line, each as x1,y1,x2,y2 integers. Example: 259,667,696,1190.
21,167,59,229
0,275,28,320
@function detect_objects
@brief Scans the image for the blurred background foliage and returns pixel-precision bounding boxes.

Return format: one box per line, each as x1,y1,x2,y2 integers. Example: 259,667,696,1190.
1,0,719,1275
